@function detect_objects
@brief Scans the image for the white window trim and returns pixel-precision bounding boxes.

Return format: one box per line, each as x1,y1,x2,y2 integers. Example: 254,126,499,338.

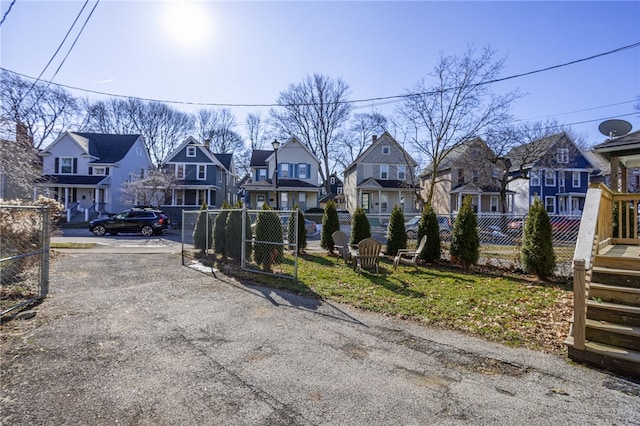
197,164,207,180
380,164,389,180
186,146,197,157
93,167,106,176
382,146,390,155
299,164,308,180
544,170,556,187
280,163,290,179
176,164,185,179
545,196,556,214
557,148,569,164
572,171,580,187
530,170,540,186
559,171,566,187
60,157,73,174
490,196,499,212
258,168,267,181
397,165,406,180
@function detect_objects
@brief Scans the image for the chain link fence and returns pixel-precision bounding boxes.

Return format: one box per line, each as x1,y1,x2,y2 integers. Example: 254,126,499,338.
1,205,51,317
181,207,300,280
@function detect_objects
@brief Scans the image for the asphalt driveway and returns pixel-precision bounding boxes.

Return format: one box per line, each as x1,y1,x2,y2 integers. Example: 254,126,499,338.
1,248,639,424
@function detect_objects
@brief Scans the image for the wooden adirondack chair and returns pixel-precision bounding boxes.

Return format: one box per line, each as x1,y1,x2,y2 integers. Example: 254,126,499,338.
393,235,427,270
354,238,382,274
332,230,351,264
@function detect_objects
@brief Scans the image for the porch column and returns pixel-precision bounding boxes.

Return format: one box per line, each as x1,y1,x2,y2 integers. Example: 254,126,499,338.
64,187,69,209
621,163,628,193
378,189,382,214
94,188,100,212
610,156,619,192
358,188,362,208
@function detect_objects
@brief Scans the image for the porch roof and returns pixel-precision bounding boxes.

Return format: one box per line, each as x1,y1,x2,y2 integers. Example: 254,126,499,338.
450,183,514,195
35,174,108,186
357,178,415,189
243,178,321,191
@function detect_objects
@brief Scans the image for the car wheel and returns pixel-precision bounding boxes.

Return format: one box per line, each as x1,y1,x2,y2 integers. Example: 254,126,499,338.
141,225,154,237
92,225,106,237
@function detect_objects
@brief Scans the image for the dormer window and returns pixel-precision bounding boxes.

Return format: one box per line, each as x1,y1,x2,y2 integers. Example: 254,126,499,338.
382,146,390,155
187,146,196,157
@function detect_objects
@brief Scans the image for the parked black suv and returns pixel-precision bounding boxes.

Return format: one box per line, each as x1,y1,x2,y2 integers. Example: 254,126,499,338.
89,208,171,237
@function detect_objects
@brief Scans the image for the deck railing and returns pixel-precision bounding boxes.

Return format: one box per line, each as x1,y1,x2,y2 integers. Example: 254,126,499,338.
571,184,640,350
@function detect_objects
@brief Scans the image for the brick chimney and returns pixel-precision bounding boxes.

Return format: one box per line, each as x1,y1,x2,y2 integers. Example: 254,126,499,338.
372,135,377,143
16,122,32,147
204,138,211,150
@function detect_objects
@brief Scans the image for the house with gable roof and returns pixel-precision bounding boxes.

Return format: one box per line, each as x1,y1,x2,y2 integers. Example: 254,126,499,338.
241,136,322,210
419,137,514,215
506,132,599,215
343,132,419,215
160,136,238,219
35,132,153,219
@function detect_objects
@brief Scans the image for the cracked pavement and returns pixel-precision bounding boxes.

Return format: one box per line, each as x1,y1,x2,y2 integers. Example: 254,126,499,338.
1,250,639,425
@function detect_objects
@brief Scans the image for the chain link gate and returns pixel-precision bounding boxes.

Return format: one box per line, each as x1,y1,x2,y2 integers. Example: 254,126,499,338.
180,206,299,280
1,205,51,318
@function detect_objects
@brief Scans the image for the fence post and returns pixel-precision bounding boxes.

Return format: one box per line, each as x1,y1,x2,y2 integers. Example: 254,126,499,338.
41,206,50,296
241,204,246,269
573,259,586,350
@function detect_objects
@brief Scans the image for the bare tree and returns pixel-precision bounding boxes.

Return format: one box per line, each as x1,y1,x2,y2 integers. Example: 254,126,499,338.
270,74,352,193
0,69,81,149
335,111,388,169
194,108,245,153
83,98,193,165
246,112,269,150
398,46,520,206
120,167,178,209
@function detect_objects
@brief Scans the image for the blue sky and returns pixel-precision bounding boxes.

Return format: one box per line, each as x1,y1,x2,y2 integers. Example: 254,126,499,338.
1,0,639,147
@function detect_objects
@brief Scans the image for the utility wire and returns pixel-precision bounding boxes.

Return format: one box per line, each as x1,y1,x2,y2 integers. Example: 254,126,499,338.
2,41,639,108
0,0,17,27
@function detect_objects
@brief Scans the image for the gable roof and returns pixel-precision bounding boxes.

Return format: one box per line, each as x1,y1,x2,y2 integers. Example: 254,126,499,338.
213,153,233,172
420,137,493,177
43,132,142,164
504,132,596,171
265,136,320,164
250,150,272,167
163,136,225,168
345,131,418,173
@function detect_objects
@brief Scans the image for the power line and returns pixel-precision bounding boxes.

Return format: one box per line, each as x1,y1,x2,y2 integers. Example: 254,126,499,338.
2,41,639,108
0,0,17,27
514,100,639,122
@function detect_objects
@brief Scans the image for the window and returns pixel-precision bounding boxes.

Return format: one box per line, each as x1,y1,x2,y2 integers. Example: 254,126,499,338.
60,157,73,174
382,146,390,155
299,164,307,179
330,176,335,185
136,148,142,156
472,170,479,183
457,168,465,183
572,171,580,187
280,192,288,209
197,165,206,180
545,170,556,187
176,164,185,179
196,189,206,206
256,194,265,208
380,164,389,179
280,163,289,178
298,193,306,202
186,146,196,157
490,196,499,212
530,170,540,186
93,167,106,176
337,187,343,195
397,165,406,180
557,148,569,164
175,190,185,205
559,171,566,187
219,170,223,183
258,168,267,181
545,196,556,213
380,193,388,212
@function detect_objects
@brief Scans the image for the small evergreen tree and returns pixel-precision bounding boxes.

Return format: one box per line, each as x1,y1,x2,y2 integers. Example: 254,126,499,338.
450,196,479,271
213,201,230,257
192,201,212,253
419,204,441,263
225,205,242,261
288,207,307,254
321,200,340,252
521,198,556,280
386,205,407,255
350,207,371,246
254,204,283,271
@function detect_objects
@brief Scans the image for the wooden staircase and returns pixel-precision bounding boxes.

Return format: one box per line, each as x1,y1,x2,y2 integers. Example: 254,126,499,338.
565,247,640,379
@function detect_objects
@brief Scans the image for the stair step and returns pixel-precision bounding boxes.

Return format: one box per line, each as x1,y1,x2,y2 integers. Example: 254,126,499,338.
587,300,640,326
585,319,640,351
591,266,640,288
589,282,640,305
565,336,640,379
594,254,640,271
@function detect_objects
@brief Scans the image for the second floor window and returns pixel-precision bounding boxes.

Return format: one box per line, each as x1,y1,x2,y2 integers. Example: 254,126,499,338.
397,165,406,180
299,164,307,179
572,171,581,187
187,146,196,157
198,165,206,180
176,164,185,179
380,164,389,180
545,170,556,187
530,170,540,186
457,168,465,183
280,163,289,178
472,170,479,183
59,157,73,174
557,148,569,164
382,146,390,155
258,168,267,181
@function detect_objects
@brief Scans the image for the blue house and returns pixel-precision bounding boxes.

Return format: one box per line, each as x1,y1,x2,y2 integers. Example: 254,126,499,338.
506,132,599,216
161,136,237,218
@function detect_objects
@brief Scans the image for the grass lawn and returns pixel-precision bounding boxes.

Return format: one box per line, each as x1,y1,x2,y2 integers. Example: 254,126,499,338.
222,251,573,354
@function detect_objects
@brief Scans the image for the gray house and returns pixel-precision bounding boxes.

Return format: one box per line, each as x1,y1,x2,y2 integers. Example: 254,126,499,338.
161,136,238,219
